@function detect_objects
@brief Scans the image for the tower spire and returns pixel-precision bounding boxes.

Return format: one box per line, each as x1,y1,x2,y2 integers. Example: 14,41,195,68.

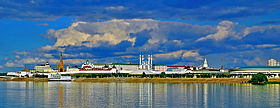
203,58,208,68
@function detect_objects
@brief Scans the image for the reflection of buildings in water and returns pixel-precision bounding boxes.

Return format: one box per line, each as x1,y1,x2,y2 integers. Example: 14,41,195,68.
65,82,89,108
33,82,49,107
77,82,89,108
203,83,208,108
5,82,51,107
85,83,89,108
153,83,168,107
139,83,153,108
268,84,280,106
251,84,280,107
189,83,200,107
109,83,146,108
66,83,280,108
43,82,49,107
209,83,280,108
6,82,27,107
4,82,280,107
58,84,64,108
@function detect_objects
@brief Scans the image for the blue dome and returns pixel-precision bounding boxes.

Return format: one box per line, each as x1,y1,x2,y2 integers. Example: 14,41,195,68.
144,58,148,61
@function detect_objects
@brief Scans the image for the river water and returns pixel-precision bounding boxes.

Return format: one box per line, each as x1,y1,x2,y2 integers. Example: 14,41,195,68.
0,81,279,108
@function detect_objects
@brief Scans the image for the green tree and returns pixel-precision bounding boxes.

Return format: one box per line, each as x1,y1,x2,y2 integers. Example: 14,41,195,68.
249,73,268,85
160,72,166,78
185,73,194,78
141,72,146,78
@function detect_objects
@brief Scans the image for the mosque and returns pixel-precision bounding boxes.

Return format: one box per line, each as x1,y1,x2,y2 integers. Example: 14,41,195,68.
139,53,153,70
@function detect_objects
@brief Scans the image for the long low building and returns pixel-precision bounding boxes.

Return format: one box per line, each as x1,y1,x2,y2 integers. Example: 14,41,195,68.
232,66,280,74
231,66,280,78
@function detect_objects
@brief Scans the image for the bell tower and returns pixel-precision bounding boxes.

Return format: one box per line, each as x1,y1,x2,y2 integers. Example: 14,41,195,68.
57,53,65,72
203,58,208,68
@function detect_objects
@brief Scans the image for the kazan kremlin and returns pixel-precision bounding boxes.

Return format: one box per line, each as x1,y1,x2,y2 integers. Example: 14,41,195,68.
6,53,280,79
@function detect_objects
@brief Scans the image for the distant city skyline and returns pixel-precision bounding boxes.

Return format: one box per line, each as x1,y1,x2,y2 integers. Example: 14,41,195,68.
1,0,280,72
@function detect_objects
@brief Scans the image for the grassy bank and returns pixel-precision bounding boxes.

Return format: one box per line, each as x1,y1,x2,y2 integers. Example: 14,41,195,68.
73,78,252,83
0,77,49,81
73,78,280,83
124,78,251,83
74,78,116,82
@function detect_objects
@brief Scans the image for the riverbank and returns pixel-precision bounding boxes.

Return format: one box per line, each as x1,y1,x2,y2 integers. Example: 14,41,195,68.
1,77,280,83
70,78,280,83
73,78,252,83
0,77,49,81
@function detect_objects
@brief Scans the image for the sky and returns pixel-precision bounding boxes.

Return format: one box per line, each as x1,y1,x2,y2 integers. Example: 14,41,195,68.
1,0,280,72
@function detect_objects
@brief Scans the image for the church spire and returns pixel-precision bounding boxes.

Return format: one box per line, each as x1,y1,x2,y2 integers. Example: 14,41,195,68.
203,58,208,68
58,52,65,72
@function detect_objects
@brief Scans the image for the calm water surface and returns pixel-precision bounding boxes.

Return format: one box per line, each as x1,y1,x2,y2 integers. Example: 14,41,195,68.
0,81,279,108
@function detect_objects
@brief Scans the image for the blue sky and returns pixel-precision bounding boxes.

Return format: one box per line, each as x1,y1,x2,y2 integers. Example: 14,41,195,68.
1,0,280,72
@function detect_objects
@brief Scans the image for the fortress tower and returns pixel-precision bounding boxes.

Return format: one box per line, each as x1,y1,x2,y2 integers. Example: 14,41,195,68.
57,53,65,72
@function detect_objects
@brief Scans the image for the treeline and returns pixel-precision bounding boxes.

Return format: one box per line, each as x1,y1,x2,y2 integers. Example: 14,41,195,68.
0,73,7,76
63,73,234,78
158,72,194,78
196,73,232,78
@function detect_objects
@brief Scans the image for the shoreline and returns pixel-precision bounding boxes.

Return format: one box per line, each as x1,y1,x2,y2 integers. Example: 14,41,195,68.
1,77,280,83
2,77,280,83
74,78,252,83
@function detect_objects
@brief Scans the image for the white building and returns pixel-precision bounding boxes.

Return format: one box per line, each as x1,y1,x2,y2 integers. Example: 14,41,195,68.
81,59,105,69
33,62,57,73
153,65,167,72
66,66,80,72
7,66,32,77
109,64,139,71
268,59,280,66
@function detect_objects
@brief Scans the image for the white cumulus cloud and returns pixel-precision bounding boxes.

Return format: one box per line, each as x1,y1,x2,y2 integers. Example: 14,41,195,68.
46,19,159,48
197,20,239,41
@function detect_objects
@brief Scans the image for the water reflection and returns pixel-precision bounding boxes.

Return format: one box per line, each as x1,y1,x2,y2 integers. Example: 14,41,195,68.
0,82,280,108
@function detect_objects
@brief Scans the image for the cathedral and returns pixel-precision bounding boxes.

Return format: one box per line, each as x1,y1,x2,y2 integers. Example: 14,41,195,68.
57,53,65,72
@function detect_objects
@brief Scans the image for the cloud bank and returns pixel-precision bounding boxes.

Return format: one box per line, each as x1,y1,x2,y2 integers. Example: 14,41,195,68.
2,19,280,71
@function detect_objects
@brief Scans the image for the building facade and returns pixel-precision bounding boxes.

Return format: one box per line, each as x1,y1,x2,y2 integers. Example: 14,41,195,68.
153,65,167,72
32,62,56,73
109,64,139,71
